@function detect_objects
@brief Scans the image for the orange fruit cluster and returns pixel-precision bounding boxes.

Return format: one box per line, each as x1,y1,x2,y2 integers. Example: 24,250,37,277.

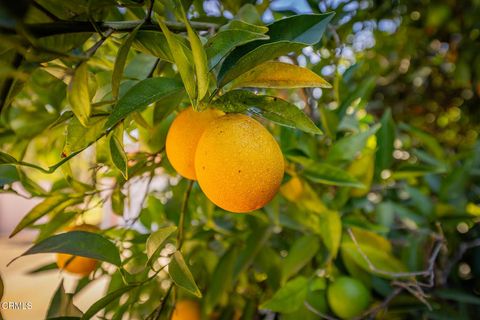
166,107,284,213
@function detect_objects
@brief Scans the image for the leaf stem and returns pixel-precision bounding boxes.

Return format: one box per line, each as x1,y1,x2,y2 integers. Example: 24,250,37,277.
176,180,194,251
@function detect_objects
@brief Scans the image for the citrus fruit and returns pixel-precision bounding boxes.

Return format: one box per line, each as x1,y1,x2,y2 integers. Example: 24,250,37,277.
195,113,284,213
171,300,201,320
166,107,224,180
327,276,371,319
56,224,99,276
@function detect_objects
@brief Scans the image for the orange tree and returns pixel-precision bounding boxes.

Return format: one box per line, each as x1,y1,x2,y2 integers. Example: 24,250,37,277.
0,0,479,319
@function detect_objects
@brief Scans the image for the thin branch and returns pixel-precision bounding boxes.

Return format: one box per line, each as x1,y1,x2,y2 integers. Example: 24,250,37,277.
441,238,480,285
357,287,403,319
1,20,219,37
176,180,194,251
347,228,444,279
32,1,60,21
85,28,114,58
304,301,338,320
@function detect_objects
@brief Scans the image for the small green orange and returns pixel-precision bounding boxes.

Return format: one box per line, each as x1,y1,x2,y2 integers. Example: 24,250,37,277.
327,276,371,319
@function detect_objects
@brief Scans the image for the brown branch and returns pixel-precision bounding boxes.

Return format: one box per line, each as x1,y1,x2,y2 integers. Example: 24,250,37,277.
1,20,219,38
440,238,480,285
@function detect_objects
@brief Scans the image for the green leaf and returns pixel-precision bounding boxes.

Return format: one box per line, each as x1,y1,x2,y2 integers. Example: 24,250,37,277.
157,17,197,105
205,29,269,69
132,31,174,62
111,187,125,216
168,251,202,297
212,90,322,134
145,225,177,267
435,289,480,305
260,276,308,313
68,62,91,127
182,8,209,101
282,235,319,283
47,280,83,318
104,77,183,129
9,195,81,238
9,231,122,267
231,61,331,89
219,20,268,33
0,272,4,301
375,109,395,177
205,246,238,313
399,123,445,160
64,116,107,155
0,151,17,164
218,13,335,86
290,156,364,187
327,124,381,163
319,211,342,258
27,262,58,274
36,211,78,243
112,25,142,100
81,285,137,320
109,135,128,179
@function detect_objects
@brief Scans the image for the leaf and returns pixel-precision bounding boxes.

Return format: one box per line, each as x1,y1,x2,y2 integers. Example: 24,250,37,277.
260,276,308,313
168,251,202,297
205,246,238,313
112,25,141,100
231,61,331,89
47,280,83,318
282,235,319,283
289,156,364,187
157,17,197,105
145,226,177,267
219,20,269,34
132,31,173,62
9,195,81,238
212,90,322,135
218,13,335,86
182,8,209,101
27,262,58,274
109,135,128,179
205,29,269,69
9,231,122,267
327,124,381,163
36,211,78,242
104,77,183,129
0,151,17,164
0,272,3,301
375,109,395,177
68,62,91,127
320,211,342,258
111,187,125,216
64,116,107,155
435,289,480,305
81,285,137,320
399,123,445,160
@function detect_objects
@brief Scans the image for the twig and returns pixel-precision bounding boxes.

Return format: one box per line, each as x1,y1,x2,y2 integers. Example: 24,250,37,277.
2,20,219,37
347,228,444,279
32,1,60,21
145,0,155,23
358,287,403,319
85,28,114,58
176,180,194,250
305,301,338,320
441,238,480,285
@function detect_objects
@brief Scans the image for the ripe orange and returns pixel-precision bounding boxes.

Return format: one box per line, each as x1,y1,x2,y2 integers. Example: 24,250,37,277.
166,107,224,180
56,224,99,276
327,276,371,319
171,300,201,320
195,114,284,213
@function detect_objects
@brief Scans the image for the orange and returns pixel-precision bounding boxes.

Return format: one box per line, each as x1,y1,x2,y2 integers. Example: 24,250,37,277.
56,224,99,276
195,114,284,213
327,276,371,319
166,107,224,180
171,300,201,320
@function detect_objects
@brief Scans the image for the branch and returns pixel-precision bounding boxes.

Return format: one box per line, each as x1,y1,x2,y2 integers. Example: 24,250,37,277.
1,20,218,37
441,238,480,285
347,228,444,279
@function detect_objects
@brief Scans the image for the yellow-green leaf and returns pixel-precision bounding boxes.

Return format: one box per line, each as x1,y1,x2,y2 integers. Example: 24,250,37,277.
112,24,142,100
109,135,128,179
181,8,209,101
157,16,196,105
168,251,202,297
231,61,331,89
68,62,91,127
